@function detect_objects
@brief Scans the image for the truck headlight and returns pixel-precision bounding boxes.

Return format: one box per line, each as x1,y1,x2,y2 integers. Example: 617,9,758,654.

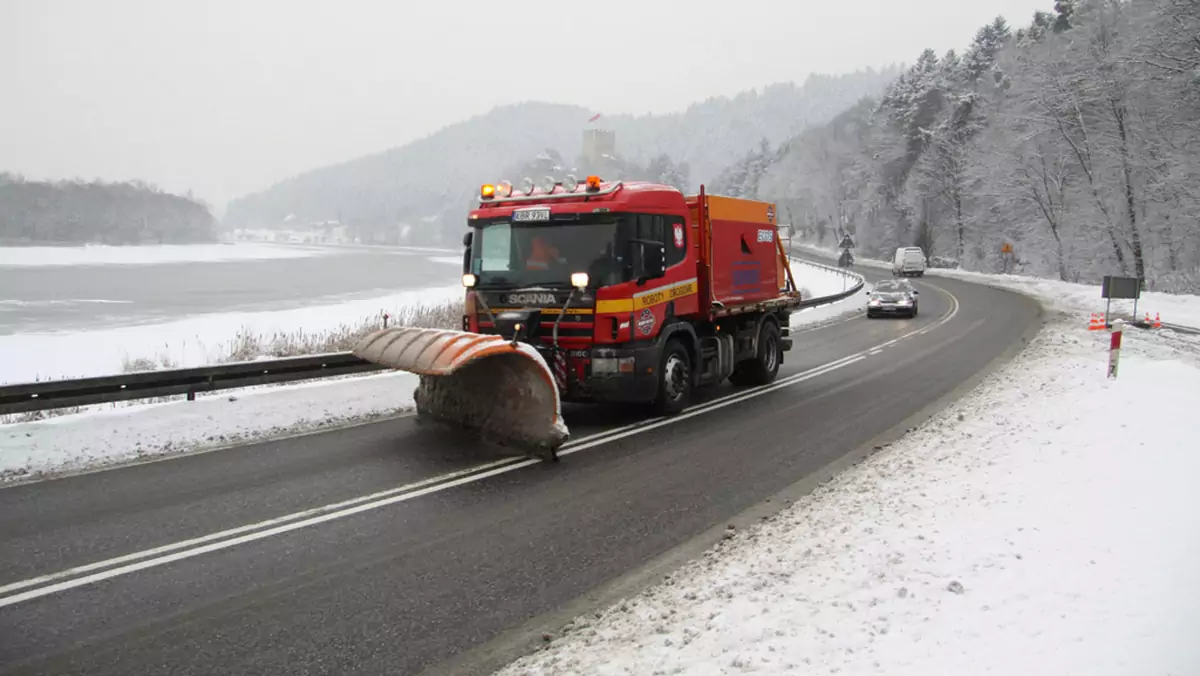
571,272,589,289
462,273,477,288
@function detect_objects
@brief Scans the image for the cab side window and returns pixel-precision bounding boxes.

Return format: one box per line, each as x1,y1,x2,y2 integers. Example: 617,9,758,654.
634,214,686,269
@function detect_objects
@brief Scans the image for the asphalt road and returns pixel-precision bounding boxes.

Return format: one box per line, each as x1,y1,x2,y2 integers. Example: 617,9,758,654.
0,259,1042,676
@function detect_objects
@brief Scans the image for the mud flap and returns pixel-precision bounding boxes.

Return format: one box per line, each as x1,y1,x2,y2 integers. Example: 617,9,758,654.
352,327,569,459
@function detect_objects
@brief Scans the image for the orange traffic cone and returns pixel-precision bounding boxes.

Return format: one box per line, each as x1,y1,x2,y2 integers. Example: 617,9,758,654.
1088,313,1106,331
1154,312,1162,329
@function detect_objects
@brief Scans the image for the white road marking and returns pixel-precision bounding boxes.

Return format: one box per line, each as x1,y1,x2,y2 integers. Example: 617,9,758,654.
559,356,867,457
0,286,962,609
0,456,522,597
0,458,541,609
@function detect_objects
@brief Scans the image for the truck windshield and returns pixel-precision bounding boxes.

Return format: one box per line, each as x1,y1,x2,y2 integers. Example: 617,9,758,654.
469,216,630,288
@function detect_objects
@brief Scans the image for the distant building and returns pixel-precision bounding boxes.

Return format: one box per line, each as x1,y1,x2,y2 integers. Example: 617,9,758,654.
582,128,616,164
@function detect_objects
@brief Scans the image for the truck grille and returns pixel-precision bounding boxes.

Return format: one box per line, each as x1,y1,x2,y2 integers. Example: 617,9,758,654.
476,312,593,341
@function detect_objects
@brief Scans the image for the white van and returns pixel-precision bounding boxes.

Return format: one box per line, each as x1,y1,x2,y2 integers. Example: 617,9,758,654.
892,247,926,277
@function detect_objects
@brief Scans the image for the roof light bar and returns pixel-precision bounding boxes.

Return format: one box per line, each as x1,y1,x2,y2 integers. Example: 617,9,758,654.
475,180,623,205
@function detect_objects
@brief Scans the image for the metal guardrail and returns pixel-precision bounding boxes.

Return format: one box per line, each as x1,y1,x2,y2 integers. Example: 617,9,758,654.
1160,321,1200,336
0,353,387,415
788,252,867,309
2,259,867,417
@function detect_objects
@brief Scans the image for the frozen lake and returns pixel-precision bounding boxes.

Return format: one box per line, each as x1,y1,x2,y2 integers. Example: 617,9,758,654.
0,243,461,336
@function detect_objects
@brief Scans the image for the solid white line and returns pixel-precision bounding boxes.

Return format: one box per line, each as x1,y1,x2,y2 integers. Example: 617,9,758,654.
0,458,541,609
0,416,674,599
0,285,962,609
0,456,523,597
557,352,867,447
559,356,866,457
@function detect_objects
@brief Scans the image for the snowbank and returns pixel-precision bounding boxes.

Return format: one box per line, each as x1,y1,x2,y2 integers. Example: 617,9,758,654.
928,268,1200,331
494,298,1200,674
787,258,865,330
791,257,859,299
792,241,893,272
0,370,420,483
0,284,462,384
0,243,339,267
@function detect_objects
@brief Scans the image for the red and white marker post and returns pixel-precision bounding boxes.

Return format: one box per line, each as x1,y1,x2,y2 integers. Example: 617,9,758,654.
1107,318,1124,379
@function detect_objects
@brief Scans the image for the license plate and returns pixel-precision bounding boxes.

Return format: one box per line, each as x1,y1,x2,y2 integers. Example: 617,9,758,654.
512,208,550,222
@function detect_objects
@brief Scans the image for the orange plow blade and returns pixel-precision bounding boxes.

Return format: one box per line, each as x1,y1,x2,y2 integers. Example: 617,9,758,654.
352,327,568,457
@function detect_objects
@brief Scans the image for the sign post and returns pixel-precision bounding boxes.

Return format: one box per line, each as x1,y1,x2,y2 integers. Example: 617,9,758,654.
1108,319,1124,379
1101,275,1142,329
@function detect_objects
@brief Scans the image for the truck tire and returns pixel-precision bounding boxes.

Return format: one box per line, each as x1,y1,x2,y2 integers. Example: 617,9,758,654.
729,320,782,386
652,338,692,416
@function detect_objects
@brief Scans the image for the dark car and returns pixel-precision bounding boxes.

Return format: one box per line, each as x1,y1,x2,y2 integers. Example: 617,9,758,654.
866,279,919,318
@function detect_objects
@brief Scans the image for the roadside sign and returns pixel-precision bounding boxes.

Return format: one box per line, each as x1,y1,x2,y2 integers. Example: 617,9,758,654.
1101,275,1144,325
1101,275,1141,300
840,234,855,249
1001,242,1013,254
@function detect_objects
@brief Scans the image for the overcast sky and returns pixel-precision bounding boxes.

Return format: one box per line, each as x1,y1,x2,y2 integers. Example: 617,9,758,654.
1,0,1050,212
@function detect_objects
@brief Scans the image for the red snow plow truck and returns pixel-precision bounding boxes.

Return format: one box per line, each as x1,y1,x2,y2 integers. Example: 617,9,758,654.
353,177,804,460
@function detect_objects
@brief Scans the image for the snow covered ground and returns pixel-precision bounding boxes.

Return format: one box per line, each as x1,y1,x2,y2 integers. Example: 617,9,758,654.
788,258,866,331
929,268,1200,331
0,259,863,482
0,242,339,267
0,370,421,483
492,292,1200,675
0,284,463,383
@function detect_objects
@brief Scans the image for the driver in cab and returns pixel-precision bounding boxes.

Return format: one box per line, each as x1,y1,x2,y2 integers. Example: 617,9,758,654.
525,234,565,271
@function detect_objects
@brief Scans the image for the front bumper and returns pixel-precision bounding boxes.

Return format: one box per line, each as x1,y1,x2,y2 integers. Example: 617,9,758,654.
548,344,660,404
868,303,914,315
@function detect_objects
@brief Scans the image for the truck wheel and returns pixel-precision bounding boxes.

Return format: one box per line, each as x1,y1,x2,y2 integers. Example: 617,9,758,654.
652,339,692,416
729,320,782,386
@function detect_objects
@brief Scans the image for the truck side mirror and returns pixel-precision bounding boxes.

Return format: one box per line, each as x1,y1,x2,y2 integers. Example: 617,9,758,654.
630,239,666,285
462,231,473,274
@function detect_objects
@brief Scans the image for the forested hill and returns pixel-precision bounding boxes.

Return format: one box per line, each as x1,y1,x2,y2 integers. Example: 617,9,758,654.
222,68,900,245
0,174,217,246
724,0,1199,293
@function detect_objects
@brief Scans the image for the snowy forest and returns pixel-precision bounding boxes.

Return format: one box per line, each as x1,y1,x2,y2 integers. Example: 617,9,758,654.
0,174,217,246
723,0,1199,292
